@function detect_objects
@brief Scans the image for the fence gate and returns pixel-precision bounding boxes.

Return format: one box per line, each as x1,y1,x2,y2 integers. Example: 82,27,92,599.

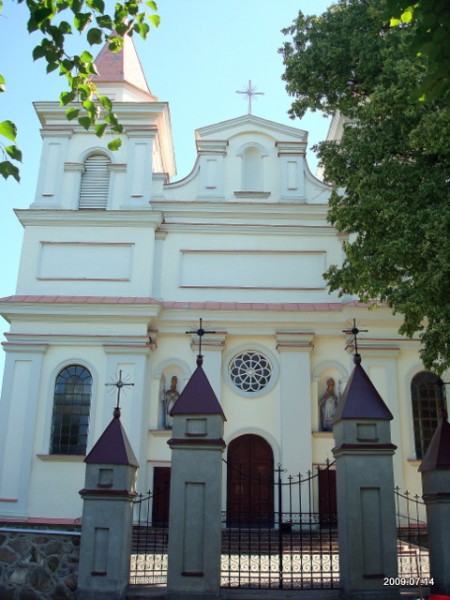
395,487,430,582
221,459,340,590
130,487,169,586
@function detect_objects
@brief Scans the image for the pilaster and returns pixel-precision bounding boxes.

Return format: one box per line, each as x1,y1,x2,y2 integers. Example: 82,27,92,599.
123,129,155,207
33,130,72,207
0,343,48,518
276,331,314,490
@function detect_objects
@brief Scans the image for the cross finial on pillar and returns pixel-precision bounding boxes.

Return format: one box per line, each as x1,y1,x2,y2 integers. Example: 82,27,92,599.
343,319,368,363
105,370,135,418
236,80,264,114
186,318,216,367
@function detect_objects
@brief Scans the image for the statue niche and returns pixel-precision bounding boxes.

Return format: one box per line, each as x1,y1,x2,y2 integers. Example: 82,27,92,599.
319,377,339,432
161,375,180,429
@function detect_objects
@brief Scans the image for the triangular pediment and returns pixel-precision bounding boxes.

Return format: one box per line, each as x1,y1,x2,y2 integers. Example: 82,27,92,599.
196,114,307,143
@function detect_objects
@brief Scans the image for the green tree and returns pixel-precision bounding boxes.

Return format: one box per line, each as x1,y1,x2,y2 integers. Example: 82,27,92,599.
383,0,450,106
0,0,160,182
281,0,450,374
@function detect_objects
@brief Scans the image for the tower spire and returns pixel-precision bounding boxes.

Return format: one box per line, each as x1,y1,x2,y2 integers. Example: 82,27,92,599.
92,35,157,101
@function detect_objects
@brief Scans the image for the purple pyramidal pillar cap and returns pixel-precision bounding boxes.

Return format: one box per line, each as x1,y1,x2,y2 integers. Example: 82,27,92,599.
333,354,393,422
85,407,139,467
171,364,225,418
419,409,450,472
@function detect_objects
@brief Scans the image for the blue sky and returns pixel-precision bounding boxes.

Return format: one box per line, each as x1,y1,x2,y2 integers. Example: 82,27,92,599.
0,0,333,376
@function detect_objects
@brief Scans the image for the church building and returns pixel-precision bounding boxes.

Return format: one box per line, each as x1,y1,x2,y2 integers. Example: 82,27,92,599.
0,38,446,524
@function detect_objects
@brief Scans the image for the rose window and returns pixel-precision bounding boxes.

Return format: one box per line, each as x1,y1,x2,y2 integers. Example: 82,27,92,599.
228,351,272,393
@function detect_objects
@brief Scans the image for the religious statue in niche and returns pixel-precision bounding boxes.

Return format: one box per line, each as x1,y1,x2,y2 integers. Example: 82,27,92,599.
320,377,339,431
163,375,179,429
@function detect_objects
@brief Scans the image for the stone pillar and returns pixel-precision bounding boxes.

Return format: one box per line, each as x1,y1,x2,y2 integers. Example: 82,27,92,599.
419,409,450,594
77,408,138,600
167,358,226,600
333,354,399,600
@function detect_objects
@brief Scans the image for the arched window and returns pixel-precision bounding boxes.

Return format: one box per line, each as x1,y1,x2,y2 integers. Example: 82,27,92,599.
411,371,445,459
79,153,111,209
50,365,93,455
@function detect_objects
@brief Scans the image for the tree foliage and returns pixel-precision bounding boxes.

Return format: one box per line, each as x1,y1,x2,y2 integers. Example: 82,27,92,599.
281,0,450,374
0,0,159,182
384,0,450,107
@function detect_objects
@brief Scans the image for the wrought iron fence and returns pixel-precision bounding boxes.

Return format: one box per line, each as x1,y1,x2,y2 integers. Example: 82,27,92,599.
129,488,169,586
221,460,339,590
395,487,430,581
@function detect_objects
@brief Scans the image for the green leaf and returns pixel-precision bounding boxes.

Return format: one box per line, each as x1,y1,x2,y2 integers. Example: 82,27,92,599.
0,74,5,93
149,14,160,27
46,62,59,74
32,45,47,61
77,83,91,100
0,160,20,182
4,145,22,161
146,1,157,10
87,27,103,45
0,120,17,142
96,14,113,29
78,116,92,130
60,91,76,106
80,50,94,63
95,123,107,137
66,107,80,120
107,138,122,151
401,9,414,24
74,12,92,32
99,95,112,111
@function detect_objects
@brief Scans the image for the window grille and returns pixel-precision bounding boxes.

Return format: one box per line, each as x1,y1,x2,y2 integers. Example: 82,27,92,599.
79,153,110,209
411,371,445,459
50,365,92,455
229,351,272,393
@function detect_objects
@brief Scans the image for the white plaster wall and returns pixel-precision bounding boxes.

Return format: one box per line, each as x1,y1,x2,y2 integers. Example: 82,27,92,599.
157,228,342,303
16,224,157,296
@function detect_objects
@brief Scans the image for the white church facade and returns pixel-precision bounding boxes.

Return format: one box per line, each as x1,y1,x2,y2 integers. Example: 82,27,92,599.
0,38,446,524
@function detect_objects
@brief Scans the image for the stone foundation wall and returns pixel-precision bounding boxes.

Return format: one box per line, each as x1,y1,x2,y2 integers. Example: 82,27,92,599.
0,526,80,599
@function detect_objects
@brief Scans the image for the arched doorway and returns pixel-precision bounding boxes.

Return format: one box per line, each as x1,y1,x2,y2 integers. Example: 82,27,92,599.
227,434,274,525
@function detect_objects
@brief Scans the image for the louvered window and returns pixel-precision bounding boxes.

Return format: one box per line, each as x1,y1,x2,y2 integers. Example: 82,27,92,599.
79,153,111,209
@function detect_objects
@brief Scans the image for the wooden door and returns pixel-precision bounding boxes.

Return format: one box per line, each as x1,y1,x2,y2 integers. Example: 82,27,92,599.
152,467,171,526
318,467,337,527
227,434,274,525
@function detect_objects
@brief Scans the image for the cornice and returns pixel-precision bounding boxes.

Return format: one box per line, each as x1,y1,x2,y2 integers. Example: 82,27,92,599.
2,343,49,354
158,222,335,236
0,299,161,322
275,331,315,351
151,199,328,218
34,101,172,127
5,333,150,348
14,209,163,229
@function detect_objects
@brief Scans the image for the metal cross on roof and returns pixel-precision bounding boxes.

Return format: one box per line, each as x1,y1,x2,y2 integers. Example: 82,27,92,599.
186,318,216,366
105,370,135,418
236,80,264,114
343,319,368,362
